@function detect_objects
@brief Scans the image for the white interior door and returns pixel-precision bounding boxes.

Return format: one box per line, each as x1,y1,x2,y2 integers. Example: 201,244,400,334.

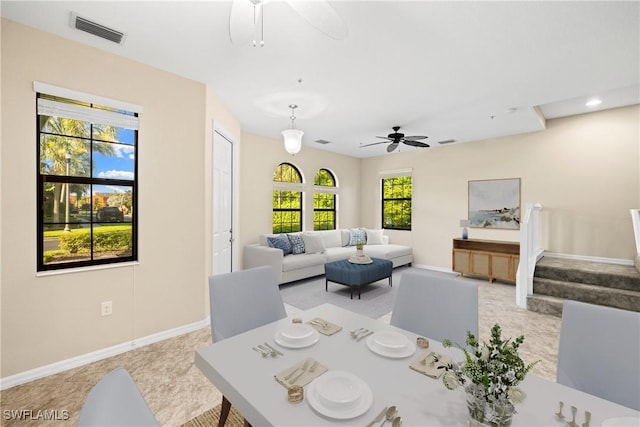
212,130,233,275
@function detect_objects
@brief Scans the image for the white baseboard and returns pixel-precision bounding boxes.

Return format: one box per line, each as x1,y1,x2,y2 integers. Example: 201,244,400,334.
543,251,634,266
0,317,210,391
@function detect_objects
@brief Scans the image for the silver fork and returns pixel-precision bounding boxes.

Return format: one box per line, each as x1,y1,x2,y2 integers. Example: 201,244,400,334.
252,346,268,358
310,319,329,330
263,342,284,356
356,330,374,342
350,327,366,337
289,360,310,384
258,344,276,357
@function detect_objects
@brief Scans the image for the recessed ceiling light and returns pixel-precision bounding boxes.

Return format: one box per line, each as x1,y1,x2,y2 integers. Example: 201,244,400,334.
586,98,602,107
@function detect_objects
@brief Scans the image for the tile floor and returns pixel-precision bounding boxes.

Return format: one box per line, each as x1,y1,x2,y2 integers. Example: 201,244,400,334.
0,278,561,426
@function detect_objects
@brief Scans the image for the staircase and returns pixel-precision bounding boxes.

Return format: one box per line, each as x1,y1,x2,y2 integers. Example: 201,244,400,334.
527,256,640,317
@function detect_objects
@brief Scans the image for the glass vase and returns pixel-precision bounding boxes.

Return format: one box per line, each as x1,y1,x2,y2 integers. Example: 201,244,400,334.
465,389,515,427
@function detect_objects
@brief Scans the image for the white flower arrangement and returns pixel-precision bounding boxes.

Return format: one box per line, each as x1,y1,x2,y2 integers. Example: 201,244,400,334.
439,324,539,421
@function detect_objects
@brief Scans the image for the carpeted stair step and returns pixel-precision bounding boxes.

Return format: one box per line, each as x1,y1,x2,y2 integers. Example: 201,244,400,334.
533,277,640,312
534,257,640,292
526,294,564,317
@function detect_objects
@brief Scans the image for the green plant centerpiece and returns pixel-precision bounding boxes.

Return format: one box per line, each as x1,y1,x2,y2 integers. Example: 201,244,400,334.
355,241,364,251
440,324,539,427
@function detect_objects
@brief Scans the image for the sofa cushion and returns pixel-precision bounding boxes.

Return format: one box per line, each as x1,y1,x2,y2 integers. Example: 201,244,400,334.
302,232,326,254
341,229,351,247
287,233,306,255
325,246,357,263
365,244,412,259
267,234,292,255
349,228,367,246
282,253,327,271
365,229,384,245
319,229,342,248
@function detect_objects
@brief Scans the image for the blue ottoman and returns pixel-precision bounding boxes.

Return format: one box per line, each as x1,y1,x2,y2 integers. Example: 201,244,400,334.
324,258,393,299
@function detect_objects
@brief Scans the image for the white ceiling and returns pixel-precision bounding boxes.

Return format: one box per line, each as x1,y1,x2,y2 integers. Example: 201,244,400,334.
2,1,639,158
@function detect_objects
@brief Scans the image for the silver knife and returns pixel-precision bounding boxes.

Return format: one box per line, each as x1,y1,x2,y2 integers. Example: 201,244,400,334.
263,342,284,356
366,406,388,427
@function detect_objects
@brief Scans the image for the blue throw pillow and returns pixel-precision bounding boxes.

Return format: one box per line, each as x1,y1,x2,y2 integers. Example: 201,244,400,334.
287,233,306,255
267,234,292,255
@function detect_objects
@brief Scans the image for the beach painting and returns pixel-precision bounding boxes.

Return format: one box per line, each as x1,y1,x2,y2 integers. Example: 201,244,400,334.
468,178,521,229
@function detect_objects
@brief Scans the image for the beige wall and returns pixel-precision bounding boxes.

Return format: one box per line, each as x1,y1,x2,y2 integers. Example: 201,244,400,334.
2,17,638,381
0,19,239,377
238,133,361,258
361,105,640,268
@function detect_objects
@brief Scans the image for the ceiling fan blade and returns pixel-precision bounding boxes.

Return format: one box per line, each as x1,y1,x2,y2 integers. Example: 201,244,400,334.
403,135,429,141
360,141,390,148
285,0,348,40
402,140,430,148
387,141,399,152
376,136,394,141
229,0,256,45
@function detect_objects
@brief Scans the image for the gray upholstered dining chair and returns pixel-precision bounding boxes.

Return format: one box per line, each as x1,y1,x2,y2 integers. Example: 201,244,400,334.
390,268,479,346
557,300,640,410
77,367,159,426
209,265,287,426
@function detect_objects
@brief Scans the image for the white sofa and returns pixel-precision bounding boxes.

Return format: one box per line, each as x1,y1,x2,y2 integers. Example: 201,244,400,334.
243,229,413,285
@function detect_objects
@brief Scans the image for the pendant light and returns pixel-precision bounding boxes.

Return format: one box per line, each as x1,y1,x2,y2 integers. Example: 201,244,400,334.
282,104,303,154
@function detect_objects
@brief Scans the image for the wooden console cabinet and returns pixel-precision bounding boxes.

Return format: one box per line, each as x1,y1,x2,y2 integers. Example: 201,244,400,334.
452,238,519,283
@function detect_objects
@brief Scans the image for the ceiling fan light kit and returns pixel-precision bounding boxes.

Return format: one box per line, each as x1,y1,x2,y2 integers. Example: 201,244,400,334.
282,104,303,154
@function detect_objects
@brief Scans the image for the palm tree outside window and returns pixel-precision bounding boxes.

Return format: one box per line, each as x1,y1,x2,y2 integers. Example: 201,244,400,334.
37,93,138,271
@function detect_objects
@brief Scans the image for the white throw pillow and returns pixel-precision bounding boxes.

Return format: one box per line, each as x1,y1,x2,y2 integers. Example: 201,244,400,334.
302,233,326,254
320,230,342,248
366,229,384,245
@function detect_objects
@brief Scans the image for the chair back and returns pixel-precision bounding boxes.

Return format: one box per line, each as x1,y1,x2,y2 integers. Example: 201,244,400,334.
390,268,478,346
77,367,159,426
557,300,640,410
209,266,287,342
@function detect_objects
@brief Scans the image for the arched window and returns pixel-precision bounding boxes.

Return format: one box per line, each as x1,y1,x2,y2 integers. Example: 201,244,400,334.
313,168,337,230
272,163,303,233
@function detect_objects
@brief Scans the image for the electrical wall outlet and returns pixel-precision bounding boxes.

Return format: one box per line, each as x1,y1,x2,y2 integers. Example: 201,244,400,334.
101,301,113,317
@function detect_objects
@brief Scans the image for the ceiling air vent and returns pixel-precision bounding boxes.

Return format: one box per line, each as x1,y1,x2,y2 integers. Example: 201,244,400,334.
315,139,332,145
71,13,126,44
437,139,457,145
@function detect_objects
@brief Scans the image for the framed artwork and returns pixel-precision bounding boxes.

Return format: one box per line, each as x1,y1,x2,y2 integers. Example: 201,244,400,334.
468,178,521,229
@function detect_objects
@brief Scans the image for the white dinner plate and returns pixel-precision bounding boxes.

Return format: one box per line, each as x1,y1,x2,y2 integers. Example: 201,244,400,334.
274,325,320,349
307,371,373,419
366,331,416,358
601,418,640,427
280,323,315,340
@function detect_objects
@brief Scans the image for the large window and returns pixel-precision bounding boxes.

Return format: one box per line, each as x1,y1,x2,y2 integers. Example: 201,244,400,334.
313,168,336,230
272,163,302,233
37,92,138,271
382,176,412,230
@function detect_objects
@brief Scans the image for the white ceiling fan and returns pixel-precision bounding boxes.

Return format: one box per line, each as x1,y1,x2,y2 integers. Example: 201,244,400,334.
229,0,348,47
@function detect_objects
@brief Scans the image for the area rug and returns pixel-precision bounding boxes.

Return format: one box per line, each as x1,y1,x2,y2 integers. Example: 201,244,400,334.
180,403,244,427
279,266,458,319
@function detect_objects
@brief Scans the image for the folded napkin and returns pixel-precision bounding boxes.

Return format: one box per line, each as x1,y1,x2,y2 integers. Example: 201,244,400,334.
409,351,452,379
275,357,328,388
306,317,342,336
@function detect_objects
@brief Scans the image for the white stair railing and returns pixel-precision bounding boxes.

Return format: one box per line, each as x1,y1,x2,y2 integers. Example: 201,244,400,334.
631,209,640,269
516,202,543,308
